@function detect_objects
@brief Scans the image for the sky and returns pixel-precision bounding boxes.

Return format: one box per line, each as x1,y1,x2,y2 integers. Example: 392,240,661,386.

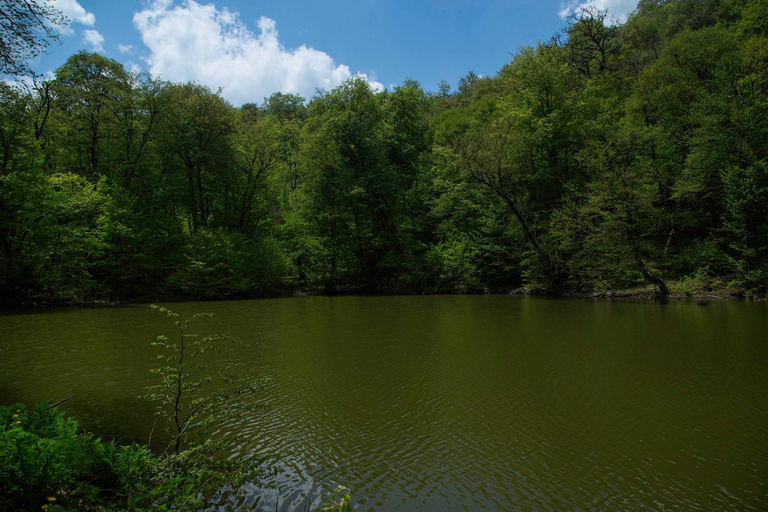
34,0,639,105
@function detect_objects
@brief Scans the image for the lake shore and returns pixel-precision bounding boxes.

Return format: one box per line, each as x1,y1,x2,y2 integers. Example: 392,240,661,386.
4,276,762,310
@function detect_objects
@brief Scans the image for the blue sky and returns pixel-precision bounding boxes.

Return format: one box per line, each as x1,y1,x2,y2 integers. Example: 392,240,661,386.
36,0,637,104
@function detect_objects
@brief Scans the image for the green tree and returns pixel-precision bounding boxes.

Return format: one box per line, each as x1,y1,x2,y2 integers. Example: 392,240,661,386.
0,83,46,300
51,52,133,182
564,6,621,78
230,112,281,233
262,91,307,120
162,83,235,232
295,77,398,291
454,45,584,290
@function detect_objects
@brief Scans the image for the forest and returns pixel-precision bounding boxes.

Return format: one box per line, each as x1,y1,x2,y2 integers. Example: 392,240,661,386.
1,0,767,306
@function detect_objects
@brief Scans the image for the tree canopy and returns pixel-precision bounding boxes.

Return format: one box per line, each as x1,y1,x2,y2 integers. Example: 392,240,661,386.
2,0,767,305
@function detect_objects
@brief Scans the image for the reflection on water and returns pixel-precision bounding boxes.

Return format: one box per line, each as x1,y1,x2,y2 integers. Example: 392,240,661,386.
1,296,767,510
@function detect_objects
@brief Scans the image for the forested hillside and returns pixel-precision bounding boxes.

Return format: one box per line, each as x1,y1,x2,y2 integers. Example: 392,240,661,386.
1,0,766,305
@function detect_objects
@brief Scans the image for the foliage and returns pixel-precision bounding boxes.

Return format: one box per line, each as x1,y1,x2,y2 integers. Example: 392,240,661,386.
0,402,156,511
0,404,273,511
0,0,67,77
166,230,286,299
2,0,768,301
670,266,728,297
143,305,276,508
144,305,270,454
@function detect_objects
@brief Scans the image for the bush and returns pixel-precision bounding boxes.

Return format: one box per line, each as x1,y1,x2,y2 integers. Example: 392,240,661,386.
0,402,156,511
0,402,273,511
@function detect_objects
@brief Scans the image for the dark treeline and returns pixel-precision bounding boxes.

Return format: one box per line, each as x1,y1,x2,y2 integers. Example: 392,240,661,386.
1,0,767,305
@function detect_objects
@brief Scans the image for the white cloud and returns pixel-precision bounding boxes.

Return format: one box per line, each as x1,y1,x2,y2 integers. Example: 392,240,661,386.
49,0,96,34
354,72,382,92
118,44,135,54
82,29,104,52
133,0,383,105
559,0,637,21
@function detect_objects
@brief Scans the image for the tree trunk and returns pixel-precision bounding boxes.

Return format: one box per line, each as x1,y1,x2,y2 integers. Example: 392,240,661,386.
640,261,668,299
195,165,207,228
187,171,199,232
501,195,562,291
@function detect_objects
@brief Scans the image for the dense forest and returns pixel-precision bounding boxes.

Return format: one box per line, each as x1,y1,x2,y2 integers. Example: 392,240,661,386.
1,0,767,306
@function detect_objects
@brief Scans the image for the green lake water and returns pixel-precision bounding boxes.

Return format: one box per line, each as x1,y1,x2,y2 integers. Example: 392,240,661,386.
1,295,767,510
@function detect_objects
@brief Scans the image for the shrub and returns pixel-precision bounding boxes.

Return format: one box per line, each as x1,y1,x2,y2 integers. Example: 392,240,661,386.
0,402,156,511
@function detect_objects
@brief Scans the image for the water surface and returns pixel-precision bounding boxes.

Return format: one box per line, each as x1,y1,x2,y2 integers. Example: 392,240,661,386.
1,296,767,510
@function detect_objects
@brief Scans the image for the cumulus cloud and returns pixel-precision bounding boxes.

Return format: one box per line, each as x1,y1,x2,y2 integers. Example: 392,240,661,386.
50,0,96,34
133,0,383,105
559,0,637,21
118,44,135,54
82,29,104,52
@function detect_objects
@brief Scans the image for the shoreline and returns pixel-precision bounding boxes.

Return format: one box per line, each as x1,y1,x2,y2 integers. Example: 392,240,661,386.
2,281,761,311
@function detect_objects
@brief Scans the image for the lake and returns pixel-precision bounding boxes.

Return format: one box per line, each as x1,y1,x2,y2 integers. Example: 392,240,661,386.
1,295,767,510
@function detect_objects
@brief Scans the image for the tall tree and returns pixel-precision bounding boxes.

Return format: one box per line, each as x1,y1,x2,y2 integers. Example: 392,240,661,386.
564,6,621,78
162,83,235,232
51,52,133,181
0,83,44,298
455,45,584,290
296,77,398,290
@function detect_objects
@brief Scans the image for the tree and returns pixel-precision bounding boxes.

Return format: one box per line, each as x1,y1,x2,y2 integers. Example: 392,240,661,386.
437,79,451,98
296,77,399,291
51,52,133,181
0,0,67,77
422,145,521,292
454,45,583,290
457,70,480,96
262,91,306,120
230,112,281,233
145,305,269,455
549,130,672,296
0,82,45,299
143,306,276,511
162,83,235,232
564,6,621,78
